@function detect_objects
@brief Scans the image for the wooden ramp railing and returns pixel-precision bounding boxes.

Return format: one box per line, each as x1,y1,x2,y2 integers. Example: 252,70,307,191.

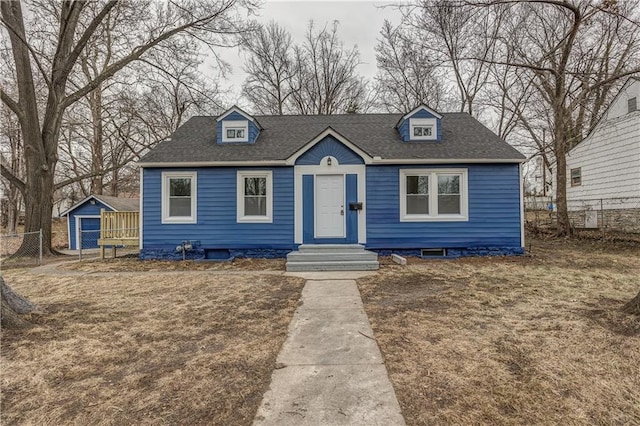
98,209,140,259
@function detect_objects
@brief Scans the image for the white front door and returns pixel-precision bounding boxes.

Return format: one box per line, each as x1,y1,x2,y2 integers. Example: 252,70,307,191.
315,174,344,238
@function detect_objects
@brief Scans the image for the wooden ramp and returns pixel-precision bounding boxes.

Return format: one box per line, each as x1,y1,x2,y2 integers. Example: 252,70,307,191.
97,209,139,259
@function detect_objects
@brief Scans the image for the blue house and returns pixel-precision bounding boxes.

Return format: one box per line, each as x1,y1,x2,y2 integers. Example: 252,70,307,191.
61,194,139,250
138,105,525,268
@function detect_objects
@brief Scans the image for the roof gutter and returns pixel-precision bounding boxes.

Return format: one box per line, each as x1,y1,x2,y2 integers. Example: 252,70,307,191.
137,160,288,168
138,157,525,168
370,158,526,164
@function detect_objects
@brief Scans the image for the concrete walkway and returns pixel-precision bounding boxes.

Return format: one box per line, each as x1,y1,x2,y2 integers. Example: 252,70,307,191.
253,277,406,425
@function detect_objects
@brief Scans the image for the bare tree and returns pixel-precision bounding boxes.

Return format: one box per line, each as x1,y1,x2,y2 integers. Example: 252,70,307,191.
375,20,446,113
0,0,254,253
294,21,366,115
0,103,24,232
241,20,370,115
478,0,640,235
396,1,504,116
241,21,295,115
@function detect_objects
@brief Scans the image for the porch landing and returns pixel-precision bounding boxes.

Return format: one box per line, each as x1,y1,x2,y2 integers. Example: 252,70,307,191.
286,244,379,272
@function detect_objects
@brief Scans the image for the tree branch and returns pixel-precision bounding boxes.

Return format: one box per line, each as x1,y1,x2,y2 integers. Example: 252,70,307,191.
0,163,26,196
62,1,118,76
0,3,52,88
0,88,24,121
54,160,133,190
61,8,233,109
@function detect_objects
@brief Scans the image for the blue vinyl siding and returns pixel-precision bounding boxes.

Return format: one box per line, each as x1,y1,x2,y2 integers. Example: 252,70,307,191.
143,167,294,250
67,199,113,250
398,108,442,141
216,111,260,144
296,136,364,165
366,164,521,249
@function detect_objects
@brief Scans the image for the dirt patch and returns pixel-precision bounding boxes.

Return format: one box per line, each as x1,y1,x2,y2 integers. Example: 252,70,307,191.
1,269,304,425
359,236,640,425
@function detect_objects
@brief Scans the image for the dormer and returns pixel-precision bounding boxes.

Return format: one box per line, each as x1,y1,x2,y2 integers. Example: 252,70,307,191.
216,106,262,144
396,104,443,142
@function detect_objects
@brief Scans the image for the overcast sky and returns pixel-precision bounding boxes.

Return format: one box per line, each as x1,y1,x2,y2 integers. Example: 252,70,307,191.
215,1,403,104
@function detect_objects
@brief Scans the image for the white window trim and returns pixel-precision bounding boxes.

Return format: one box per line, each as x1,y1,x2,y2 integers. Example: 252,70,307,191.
162,171,197,224
237,170,273,223
409,118,437,141
222,120,249,143
399,168,468,222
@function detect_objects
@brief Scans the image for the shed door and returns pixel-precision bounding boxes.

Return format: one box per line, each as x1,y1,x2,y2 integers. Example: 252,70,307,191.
315,174,345,238
78,217,101,249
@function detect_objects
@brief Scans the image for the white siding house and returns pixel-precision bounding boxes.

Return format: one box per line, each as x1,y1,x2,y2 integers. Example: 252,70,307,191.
566,78,640,230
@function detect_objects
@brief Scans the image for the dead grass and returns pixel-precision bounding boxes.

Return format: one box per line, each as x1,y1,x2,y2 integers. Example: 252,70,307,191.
1,269,304,425
59,257,286,272
359,237,640,425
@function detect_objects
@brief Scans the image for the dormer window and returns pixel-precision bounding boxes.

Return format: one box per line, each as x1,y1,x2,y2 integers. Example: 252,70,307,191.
414,125,433,138
226,127,245,139
222,120,249,143
410,118,437,141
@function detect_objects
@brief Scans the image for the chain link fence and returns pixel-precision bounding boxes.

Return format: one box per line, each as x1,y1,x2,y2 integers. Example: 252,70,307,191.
0,230,43,268
525,196,640,237
78,227,139,260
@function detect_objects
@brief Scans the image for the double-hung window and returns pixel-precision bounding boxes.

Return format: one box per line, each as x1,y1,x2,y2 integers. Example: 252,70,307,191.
237,171,273,222
400,169,468,221
162,172,197,223
570,167,582,186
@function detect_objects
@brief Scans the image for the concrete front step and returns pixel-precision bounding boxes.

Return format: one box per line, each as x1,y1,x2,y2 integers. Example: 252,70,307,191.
286,244,380,272
287,251,379,262
297,244,366,252
286,260,380,272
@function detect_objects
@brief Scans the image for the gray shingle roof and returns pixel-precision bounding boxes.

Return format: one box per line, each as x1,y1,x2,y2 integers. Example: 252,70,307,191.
138,113,524,165
93,195,139,211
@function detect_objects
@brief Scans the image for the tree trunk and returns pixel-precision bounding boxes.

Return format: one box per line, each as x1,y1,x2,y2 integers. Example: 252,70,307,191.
90,83,104,194
554,107,572,236
622,290,640,316
0,276,38,329
2,1,54,255
21,159,55,256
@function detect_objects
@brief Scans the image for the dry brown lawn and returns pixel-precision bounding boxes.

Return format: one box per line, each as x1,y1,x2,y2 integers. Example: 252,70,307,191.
1,269,304,425
59,257,286,272
360,237,640,425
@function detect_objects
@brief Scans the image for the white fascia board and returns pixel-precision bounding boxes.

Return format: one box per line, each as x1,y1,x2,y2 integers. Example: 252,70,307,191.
285,128,373,165
138,158,525,168
371,158,526,165
59,195,117,217
216,106,262,129
401,104,443,121
137,160,287,168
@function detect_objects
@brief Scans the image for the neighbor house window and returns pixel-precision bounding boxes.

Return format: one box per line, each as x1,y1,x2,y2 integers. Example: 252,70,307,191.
571,167,582,187
162,172,197,223
222,120,249,142
409,118,437,140
629,97,637,113
400,169,468,221
237,171,273,222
